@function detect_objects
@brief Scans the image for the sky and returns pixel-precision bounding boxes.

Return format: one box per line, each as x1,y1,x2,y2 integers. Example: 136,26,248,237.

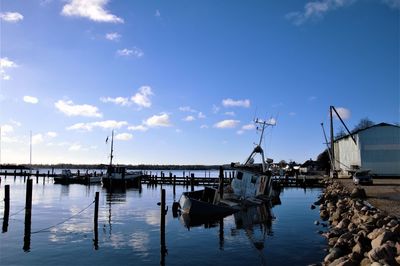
0,0,399,165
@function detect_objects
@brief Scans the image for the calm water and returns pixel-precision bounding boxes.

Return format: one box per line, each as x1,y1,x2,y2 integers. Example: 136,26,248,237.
0,175,327,266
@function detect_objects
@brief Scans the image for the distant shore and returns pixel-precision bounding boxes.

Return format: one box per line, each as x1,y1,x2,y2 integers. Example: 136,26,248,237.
0,163,228,171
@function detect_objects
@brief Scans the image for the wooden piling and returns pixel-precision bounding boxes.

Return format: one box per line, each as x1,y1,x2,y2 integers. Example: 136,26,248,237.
190,173,195,192
2,185,10,233
93,192,99,250
36,170,39,183
219,166,224,199
173,175,176,195
160,188,167,266
23,179,33,252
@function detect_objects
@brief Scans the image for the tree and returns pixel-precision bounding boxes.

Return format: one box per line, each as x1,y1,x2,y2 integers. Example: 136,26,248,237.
335,126,347,139
316,149,331,174
352,118,375,133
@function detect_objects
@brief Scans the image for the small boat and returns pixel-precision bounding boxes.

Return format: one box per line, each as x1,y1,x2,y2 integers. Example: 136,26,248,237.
178,118,276,216
54,169,102,185
54,169,76,184
179,187,237,217
101,130,143,188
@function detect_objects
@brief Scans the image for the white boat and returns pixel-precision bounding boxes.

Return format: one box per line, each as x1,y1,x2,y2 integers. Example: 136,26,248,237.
179,118,276,216
101,130,143,188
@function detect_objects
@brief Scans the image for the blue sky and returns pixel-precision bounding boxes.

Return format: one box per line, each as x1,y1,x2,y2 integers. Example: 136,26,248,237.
0,0,399,165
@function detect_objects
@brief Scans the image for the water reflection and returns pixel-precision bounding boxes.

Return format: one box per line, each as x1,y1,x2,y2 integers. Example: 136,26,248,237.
178,200,276,254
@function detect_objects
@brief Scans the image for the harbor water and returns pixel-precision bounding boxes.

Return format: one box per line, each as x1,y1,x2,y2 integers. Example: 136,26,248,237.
0,174,327,265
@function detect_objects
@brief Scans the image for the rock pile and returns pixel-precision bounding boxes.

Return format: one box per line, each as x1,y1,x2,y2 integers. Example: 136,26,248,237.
315,180,400,266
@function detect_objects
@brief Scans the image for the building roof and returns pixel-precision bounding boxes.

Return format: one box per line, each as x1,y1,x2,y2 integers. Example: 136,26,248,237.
335,122,399,142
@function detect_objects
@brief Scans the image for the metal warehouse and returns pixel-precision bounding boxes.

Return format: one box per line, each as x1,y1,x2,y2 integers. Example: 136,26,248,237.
333,123,400,177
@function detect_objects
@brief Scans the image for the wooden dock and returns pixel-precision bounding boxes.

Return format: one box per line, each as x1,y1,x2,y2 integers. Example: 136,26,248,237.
0,170,325,188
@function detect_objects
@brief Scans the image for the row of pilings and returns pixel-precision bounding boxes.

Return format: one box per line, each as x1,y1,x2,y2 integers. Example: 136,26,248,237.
314,180,400,265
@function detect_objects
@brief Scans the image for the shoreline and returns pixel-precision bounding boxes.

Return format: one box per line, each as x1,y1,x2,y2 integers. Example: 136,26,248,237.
315,179,400,265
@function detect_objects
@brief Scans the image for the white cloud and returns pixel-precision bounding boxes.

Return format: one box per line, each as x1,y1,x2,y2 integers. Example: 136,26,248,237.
0,12,23,22
200,125,209,129
242,123,255,130
23,96,39,104
222,98,250,108
55,100,102,117
0,57,18,80
105,32,121,41
100,96,130,106
237,123,255,135
1,124,14,135
128,125,148,132
175,129,182,133
179,106,196,112
117,47,144,58
69,144,81,151
289,112,296,116
47,132,58,138
333,107,351,120
32,134,44,145
308,96,317,101
67,120,128,131
115,133,132,141
131,86,153,108
155,9,161,17
61,0,124,23
383,0,400,9
66,123,93,131
183,115,195,122
198,112,206,119
212,105,220,114
10,119,21,127
145,113,171,127
214,119,240,129
224,111,235,116
285,0,354,26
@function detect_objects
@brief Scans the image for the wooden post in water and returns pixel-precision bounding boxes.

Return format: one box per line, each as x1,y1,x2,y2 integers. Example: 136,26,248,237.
36,170,39,183
190,173,195,192
160,189,167,266
93,192,99,250
23,179,33,252
2,185,10,233
173,175,176,195
219,166,224,199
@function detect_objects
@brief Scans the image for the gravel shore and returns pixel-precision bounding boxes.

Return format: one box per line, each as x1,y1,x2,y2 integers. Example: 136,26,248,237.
337,178,400,218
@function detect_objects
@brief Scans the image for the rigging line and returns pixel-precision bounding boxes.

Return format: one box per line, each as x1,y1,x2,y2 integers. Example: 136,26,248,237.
0,207,26,220
31,200,95,234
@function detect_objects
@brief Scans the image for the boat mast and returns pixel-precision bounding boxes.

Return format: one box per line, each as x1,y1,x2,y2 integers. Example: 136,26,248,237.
109,130,114,167
244,118,275,172
30,130,32,176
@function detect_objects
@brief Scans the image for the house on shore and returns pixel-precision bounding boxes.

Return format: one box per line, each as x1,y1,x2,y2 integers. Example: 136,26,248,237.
333,123,400,177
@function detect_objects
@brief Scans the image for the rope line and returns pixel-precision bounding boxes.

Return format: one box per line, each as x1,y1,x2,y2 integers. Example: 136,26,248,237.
0,207,26,220
31,200,95,234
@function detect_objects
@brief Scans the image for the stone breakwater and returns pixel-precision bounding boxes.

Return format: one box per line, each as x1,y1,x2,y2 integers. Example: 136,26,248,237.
314,180,400,266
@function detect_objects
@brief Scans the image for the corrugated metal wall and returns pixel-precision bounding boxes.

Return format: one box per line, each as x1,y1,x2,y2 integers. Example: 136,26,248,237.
359,126,400,176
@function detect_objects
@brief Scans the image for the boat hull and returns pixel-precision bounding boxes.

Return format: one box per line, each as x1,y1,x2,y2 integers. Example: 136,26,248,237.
179,189,237,217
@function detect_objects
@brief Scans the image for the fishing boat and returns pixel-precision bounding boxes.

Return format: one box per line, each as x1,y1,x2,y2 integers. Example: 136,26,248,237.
54,169,76,184
178,118,276,216
54,169,102,185
101,130,143,188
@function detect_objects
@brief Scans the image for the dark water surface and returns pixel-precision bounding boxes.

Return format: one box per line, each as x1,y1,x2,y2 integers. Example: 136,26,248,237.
0,176,326,266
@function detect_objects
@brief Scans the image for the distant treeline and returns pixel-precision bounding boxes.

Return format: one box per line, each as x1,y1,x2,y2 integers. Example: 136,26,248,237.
0,163,229,171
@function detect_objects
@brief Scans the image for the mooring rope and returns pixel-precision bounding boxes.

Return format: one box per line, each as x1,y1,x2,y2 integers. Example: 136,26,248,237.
31,200,95,234
0,206,26,220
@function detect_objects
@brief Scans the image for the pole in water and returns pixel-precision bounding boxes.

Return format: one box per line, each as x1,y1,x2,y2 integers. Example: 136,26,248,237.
173,175,176,195
93,191,99,250
219,166,224,199
2,185,10,233
23,179,33,252
160,189,167,265
190,174,195,192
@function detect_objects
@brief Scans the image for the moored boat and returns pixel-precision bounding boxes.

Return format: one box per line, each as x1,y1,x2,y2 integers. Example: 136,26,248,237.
178,118,276,216
101,130,143,188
